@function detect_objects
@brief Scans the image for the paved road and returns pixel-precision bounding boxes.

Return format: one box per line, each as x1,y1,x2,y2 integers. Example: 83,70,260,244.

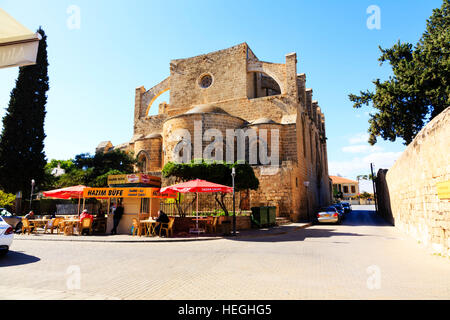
1,205,449,299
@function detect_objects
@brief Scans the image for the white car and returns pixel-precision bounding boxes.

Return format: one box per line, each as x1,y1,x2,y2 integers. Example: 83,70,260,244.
0,216,14,256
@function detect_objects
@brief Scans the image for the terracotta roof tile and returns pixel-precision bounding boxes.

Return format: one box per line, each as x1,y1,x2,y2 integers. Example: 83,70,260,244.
330,176,358,184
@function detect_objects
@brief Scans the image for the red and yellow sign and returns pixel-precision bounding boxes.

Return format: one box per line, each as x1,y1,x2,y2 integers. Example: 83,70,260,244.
437,181,450,200
107,174,161,186
83,187,176,199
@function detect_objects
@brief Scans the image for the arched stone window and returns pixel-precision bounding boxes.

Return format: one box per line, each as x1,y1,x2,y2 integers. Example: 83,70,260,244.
137,152,149,173
247,72,281,99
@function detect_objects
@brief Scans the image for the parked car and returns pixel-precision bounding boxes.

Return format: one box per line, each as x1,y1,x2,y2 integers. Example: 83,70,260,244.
341,202,352,214
333,203,345,217
315,206,342,224
0,216,14,256
0,208,22,232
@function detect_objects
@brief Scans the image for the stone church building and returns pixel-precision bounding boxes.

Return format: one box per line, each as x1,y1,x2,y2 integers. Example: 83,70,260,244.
99,43,332,221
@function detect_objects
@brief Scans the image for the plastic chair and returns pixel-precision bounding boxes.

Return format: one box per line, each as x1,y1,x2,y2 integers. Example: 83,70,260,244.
57,219,66,235
159,217,175,237
132,218,144,236
44,218,62,234
21,218,34,235
206,216,218,234
79,218,93,235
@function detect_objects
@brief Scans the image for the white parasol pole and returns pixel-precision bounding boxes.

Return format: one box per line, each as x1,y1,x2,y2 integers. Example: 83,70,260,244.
77,196,81,216
196,192,199,233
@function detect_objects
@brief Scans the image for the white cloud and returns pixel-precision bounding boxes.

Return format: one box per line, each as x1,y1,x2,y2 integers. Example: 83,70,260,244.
328,151,403,180
348,132,369,144
342,145,383,153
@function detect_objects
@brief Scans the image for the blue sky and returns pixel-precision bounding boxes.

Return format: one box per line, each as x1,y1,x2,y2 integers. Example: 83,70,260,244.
0,0,443,191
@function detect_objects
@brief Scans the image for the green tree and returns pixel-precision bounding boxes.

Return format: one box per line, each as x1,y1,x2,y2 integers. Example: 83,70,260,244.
162,160,259,216
359,192,373,200
41,151,137,189
45,159,76,173
41,159,76,190
356,174,376,182
72,150,136,186
349,0,449,145
0,190,16,208
0,27,49,194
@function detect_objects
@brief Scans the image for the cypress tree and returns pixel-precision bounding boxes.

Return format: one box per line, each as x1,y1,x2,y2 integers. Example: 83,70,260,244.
0,27,49,195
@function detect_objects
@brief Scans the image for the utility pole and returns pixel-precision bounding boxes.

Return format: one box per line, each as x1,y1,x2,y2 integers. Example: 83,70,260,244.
231,167,236,236
30,179,35,211
370,163,378,215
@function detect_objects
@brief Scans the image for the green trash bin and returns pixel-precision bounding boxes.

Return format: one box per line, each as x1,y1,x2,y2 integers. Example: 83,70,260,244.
251,207,260,228
268,206,276,226
251,207,267,228
259,206,269,227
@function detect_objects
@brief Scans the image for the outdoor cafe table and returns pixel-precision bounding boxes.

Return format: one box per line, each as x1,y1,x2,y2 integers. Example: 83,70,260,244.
139,219,158,237
192,217,211,233
29,218,50,231
196,217,211,226
62,219,80,235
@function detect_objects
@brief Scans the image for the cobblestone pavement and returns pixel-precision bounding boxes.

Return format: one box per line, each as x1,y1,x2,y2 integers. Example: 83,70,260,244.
1,206,449,300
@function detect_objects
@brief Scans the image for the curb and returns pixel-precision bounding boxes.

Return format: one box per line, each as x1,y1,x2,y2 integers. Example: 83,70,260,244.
13,223,313,244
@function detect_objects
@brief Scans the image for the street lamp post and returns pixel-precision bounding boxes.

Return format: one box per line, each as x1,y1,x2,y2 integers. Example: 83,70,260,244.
231,167,236,236
304,181,310,222
30,179,35,211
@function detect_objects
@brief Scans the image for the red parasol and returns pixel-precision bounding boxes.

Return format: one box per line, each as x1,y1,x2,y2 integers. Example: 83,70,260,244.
43,185,87,215
160,179,232,194
43,185,87,199
160,179,233,234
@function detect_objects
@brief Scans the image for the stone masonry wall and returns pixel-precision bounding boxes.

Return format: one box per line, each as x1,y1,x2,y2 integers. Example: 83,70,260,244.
169,43,248,110
385,107,450,256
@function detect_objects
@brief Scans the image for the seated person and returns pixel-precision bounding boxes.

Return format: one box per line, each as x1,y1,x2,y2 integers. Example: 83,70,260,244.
79,209,94,235
154,210,169,235
24,211,36,232
80,209,93,223
24,210,36,220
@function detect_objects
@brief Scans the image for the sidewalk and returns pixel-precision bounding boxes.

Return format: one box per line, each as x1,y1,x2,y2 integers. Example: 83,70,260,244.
13,222,311,243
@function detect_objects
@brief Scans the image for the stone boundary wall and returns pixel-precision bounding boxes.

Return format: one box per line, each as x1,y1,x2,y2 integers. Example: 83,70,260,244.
375,169,394,225
385,107,450,256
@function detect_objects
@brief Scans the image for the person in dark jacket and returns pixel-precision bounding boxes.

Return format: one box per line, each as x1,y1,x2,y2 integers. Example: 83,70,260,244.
155,210,169,235
111,201,124,235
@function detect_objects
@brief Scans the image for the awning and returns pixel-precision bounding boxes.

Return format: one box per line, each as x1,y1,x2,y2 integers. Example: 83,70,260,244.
43,185,87,200
0,8,41,69
83,187,177,199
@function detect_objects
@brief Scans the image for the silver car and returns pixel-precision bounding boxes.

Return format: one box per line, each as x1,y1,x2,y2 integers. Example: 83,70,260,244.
315,206,341,224
0,208,22,232
0,216,14,256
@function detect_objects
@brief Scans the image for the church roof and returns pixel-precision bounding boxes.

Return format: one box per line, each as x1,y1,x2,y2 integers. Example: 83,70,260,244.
185,104,230,115
145,133,162,139
251,118,278,125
